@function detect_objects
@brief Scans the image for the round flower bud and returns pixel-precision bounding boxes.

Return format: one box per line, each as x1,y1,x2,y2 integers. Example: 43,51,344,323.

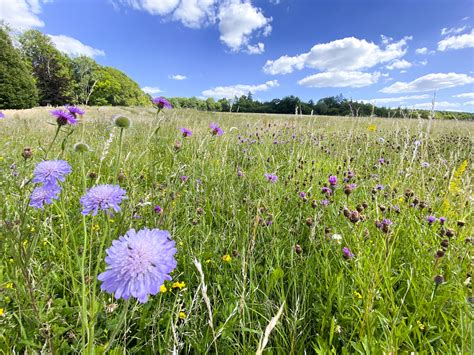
113,115,131,128
22,147,33,160
74,142,90,153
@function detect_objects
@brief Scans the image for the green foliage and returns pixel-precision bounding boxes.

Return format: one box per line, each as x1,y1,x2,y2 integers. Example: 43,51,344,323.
19,30,73,106
0,27,38,109
88,66,151,106
70,56,100,105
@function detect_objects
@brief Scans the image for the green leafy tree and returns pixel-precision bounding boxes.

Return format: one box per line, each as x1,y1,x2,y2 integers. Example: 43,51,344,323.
0,27,38,109
19,30,73,106
70,56,100,105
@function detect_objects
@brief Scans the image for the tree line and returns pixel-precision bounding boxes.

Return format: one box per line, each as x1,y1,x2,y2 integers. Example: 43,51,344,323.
1,26,472,120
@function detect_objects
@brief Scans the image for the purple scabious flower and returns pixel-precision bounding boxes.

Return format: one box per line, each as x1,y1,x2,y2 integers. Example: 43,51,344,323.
210,123,223,136
80,184,127,216
50,109,77,125
29,184,61,209
32,160,72,187
264,173,278,183
382,219,393,226
426,215,437,224
439,217,446,225
321,187,332,195
328,175,337,186
376,184,385,190
342,247,354,259
66,105,85,117
421,162,430,168
0,111,4,119
180,175,188,182
152,97,172,109
97,228,177,303
321,199,330,206
378,158,385,164
299,192,307,199
180,127,192,137
154,205,163,214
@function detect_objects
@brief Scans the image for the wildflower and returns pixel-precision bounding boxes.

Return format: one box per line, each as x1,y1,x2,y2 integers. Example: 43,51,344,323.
0,111,4,119
154,205,163,214
321,187,332,195
421,162,430,168
264,173,278,183
414,140,421,147
97,228,177,303
426,215,437,225
343,183,357,195
152,97,172,109
343,247,354,259
294,244,303,254
160,284,167,293
353,291,363,299
74,142,90,153
180,175,188,182
29,184,61,209
180,127,192,137
113,115,131,129
321,199,330,206
375,184,385,191
172,281,186,290
439,217,446,225
179,311,187,319
299,191,307,199
237,169,244,177
33,160,72,187
331,234,343,243
222,254,232,262
80,184,127,216
51,109,76,125
367,124,377,132
378,158,385,165
66,105,85,117
328,175,337,186
378,137,385,143
22,147,33,160
0,308,4,316
5,282,13,289
433,275,445,285
210,123,223,136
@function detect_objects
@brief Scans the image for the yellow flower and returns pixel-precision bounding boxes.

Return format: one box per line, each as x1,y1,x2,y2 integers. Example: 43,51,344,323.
92,224,100,232
30,227,35,232
23,240,28,247
5,282,13,289
205,259,212,264
0,308,4,316
109,219,115,224
367,124,377,132
172,281,186,290
222,254,232,262
160,284,167,293
417,320,426,331
179,311,187,320
353,291,363,299
178,241,184,247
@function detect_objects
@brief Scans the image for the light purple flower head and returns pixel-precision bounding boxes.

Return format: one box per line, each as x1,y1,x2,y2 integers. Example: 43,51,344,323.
180,175,188,182
51,109,77,125
264,173,278,183
0,111,5,119
321,187,332,195
321,199,330,206
97,228,177,303
80,184,127,216
378,158,385,164
29,184,61,209
421,162,430,168
343,247,354,259
152,97,172,109
33,160,72,187
66,105,85,117
154,205,163,214
210,123,223,136
414,140,421,147
299,191,307,199
376,184,385,190
426,215,437,224
439,216,446,225
328,175,337,186
180,127,192,137
382,219,393,226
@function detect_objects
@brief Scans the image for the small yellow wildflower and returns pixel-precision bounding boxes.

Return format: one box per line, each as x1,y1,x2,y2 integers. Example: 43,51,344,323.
367,124,377,132
179,311,187,320
5,282,13,289
222,254,232,262
417,320,426,331
0,308,4,316
172,281,186,290
205,259,212,264
178,241,184,247
92,224,100,232
23,240,28,247
160,284,167,293
30,227,35,232
353,291,363,299
109,219,115,224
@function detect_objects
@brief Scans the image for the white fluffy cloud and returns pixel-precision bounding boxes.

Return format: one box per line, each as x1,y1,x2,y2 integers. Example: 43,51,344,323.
218,1,271,51
463,100,474,106
170,74,187,80
359,95,430,104
412,101,465,111
438,30,474,51
441,25,468,36
202,80,278,98
118,0,270,52
142,86,163,94
298,71,380,88
380,73,474,94
386,59,412,70
48,34,105,57
263,36,411,75
453,92,474,99
0,0,45,28
415,47,428,54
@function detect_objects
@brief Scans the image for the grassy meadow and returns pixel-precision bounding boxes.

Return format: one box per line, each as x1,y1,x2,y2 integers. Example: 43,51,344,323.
0,107,472,353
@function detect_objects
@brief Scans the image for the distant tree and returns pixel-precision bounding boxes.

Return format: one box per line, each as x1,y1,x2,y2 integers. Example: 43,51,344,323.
0,27,38,109
70,56,100,105
88,66,150,106
19,30,73,106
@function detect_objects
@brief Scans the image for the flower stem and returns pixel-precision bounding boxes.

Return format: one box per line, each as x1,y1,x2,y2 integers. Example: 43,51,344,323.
44,125,61,160
115,128,124,183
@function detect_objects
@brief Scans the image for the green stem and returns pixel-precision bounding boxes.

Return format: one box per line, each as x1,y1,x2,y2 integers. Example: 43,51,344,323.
44,125,61,160
115,128,124,183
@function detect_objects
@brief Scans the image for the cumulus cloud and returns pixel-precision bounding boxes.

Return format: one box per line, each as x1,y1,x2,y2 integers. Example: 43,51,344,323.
170,74,187,80
412,101,465,111
218,1,271,51
358,94,430,104
415,47,428,54
263,36,411,75
386,59,412,70
298,71,380,88
202,80,278,98
380,73,474,94
48,34,105,57
453,92,474,99
118,0,271,52
463,100,474,106
142,86,163,94
441,25,468,36
0,0,45,28
438,30,474,51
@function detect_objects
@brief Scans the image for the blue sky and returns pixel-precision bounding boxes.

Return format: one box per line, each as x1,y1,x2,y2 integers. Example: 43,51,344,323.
1,0,474,111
